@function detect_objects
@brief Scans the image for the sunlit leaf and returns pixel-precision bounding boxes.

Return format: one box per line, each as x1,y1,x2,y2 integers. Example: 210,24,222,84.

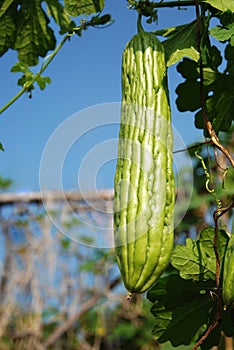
45,0,75,34
0,0,16,18
202,0,234,12
154,21,200,66
0,1,17,56
64,0,105,17
171,239,206,280
171,227,229,281
14,0,56,66
36,75,51,90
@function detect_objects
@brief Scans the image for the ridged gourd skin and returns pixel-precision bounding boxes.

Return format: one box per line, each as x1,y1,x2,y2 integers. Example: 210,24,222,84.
223,234,234,308
114,31,175,294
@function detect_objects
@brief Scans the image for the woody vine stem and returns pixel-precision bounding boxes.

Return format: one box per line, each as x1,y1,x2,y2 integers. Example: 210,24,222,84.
192,1,234,349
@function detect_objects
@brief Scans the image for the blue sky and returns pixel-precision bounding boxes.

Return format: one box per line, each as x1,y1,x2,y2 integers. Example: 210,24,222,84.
0,1,204,192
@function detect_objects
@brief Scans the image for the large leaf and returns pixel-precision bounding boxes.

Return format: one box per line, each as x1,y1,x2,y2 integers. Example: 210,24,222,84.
202,0,234,12
154,20,200,66
149,274,214,346
194,68,234,133
158,295,213,346
45,0,75,34
210,10,234,45
148,273,214,307
198,228,229,277
0,0,16,18
64,0,105,17
171,239,207,280
0,0,17,56
14,0,56,66
176,55,234,134
171,227,229,281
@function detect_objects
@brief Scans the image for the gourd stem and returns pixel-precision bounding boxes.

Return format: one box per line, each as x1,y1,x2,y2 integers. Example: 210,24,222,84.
137,14,144,33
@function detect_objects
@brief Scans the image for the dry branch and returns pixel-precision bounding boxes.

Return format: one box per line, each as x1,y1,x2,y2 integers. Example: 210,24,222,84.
0,189,114,206
43,296,98,348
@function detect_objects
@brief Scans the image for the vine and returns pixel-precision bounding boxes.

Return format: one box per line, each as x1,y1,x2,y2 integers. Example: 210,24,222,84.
0,14,113,116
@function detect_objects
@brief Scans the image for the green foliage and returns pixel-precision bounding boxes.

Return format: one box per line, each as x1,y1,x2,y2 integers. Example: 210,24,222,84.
0,0,57,66
202,0,234,13
176,55,234,134
153,21,200,66
0,0,108,67
152,7,234,135
148,272,214,346
45,0,75,34
0,1,233,348
171,227,228,281
14,1,56,66
210,11,234,44
147,227,233,349
11,61,51,92
64,0,105,17
0,175,12,190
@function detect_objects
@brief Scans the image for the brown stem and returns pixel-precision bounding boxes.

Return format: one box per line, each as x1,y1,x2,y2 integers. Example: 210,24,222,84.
192,320,219,350
192,3,222,349
204,121,234,168
173,140,212,154
194,0,234,168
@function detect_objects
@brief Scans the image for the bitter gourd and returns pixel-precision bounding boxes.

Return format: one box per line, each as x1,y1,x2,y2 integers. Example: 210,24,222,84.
114,26,175,295
223,233,234,308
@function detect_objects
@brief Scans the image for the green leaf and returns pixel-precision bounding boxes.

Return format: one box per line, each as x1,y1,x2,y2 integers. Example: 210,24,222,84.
202,0,234,12
0,0,16,18
175,80,201,112
154,20,200,66
210,11,234,45
210,25,234,42
198,228,229,277
151,303,172,340
223,167,234,191
14,0,56,66
11,61,31,73
176,55,234,134
222,308,234,337
0,1,17,56
0,176,12,189
36,75,51,90
194,69,234,133
148,273,216,347
148,273,214,307
0,143,4,151
158,295,213,346
177,58,200,80
171,239,206,280
225,44,234,74
10,62,51,91
64,0,105,17
171,227,229,281
152,294,213,346
45,0,75,34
